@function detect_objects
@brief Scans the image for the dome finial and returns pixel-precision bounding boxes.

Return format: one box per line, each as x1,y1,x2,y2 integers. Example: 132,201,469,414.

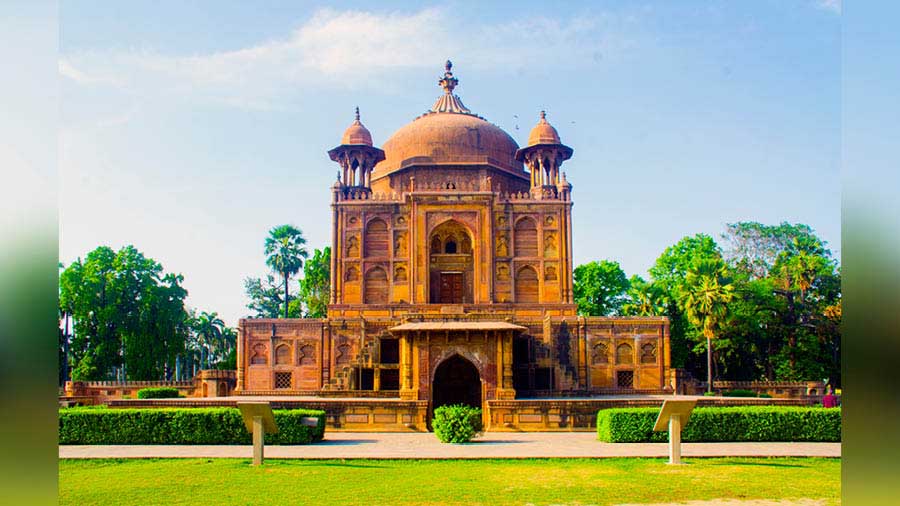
354,106,360,122
438,59,458,94
540,110,547,121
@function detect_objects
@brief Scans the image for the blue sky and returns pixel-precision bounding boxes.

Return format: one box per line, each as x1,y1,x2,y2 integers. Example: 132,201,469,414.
58,0,841,326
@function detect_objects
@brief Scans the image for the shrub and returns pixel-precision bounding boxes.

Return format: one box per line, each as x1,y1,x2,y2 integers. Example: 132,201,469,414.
721,389,757,397
59,407,326,445
758,393,772,398
596,406,841,443
136,387,180,399
703,391,717,396
432,404,483,443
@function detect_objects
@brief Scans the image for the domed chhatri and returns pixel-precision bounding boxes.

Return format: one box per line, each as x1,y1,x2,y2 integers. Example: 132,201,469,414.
527,110,561,146
328,107,385,189
239,60,672,429
340,106,374,146
515,110,573,192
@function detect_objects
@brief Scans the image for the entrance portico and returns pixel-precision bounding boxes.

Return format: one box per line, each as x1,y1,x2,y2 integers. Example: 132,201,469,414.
389,321,524,408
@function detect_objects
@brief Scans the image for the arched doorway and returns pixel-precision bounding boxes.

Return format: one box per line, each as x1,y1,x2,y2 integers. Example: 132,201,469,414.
428,220,474,303
432,355,482,412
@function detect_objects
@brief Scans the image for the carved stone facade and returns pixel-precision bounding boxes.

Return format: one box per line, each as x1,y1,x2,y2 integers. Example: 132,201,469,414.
237,62,671,424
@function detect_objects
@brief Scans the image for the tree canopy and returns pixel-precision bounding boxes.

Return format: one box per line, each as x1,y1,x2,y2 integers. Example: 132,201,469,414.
59,245,190,381
577,223,840,385
573,260,629,316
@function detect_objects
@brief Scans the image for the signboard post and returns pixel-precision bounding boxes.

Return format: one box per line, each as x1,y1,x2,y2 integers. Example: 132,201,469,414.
237,402,278,466
653,399,697,465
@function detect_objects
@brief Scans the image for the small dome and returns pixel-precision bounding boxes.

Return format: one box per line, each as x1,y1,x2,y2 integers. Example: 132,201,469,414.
340,107,373,146
527,111,561,146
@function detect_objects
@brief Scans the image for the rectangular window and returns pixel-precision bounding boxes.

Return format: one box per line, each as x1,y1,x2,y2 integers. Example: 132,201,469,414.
617,370,634,388
380,369,400,391
380,339,399,364
359,368,374,391
274,372,292,390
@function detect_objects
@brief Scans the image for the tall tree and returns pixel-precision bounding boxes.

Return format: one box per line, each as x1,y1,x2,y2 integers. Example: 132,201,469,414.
721,222,825,279
59,245,189,381
264,225,308,318
682,257,734,393
299,247,331,318
573,260,630,316
647,234,722,371
192,311,224,369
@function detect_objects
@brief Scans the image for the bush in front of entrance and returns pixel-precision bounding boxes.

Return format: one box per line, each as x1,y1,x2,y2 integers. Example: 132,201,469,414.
59,407,326,445
432,404,483,443
136,387,180,399
596,406,841,443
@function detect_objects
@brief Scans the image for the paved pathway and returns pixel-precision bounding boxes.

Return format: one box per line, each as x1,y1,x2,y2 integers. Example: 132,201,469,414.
59,432,840,459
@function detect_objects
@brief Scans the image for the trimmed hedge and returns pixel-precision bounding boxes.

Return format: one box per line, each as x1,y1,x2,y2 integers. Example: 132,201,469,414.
59,407,326,445
136,387,180,399
597,406,841,443
432,404,483,443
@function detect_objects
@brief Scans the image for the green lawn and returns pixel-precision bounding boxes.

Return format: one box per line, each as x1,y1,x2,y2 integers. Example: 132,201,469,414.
59,457,840,506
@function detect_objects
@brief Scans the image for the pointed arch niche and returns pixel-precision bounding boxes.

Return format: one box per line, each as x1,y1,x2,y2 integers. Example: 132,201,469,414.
428,220,474,304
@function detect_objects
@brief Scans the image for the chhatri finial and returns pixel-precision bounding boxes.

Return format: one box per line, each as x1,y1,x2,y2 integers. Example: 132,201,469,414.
438,59,458,94
354,106,360,122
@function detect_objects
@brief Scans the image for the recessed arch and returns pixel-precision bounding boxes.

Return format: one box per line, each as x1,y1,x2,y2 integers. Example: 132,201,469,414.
364,218,389,258
431,354,482,412
515,265,539,303
514,216,538,257
275,344,291,366
428,220,475,304
364,266,389,304
616,343,634,365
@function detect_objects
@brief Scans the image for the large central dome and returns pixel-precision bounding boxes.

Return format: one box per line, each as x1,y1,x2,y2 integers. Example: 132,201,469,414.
372,61,525,179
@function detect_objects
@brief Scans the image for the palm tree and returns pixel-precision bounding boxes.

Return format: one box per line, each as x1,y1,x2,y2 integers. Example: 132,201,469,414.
682,258,734,393
264,224,308,318
193,311,224,369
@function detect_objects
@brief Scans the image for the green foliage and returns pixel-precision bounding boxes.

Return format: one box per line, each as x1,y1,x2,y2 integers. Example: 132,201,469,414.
58,408,326,445
59,245,190,381
638,224,840,385
299,247,331,318
244,274,298,318
217,348,237,370
432,404,483,443
136,387,180,399
264,224,309,318
596,406,841,443
621,275,666,316
573,260,630,316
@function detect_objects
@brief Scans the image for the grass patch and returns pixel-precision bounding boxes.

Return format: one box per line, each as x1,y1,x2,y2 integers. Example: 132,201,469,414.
59,457,840,506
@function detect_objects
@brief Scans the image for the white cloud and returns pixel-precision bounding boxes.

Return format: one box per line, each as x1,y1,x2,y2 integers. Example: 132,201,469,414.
59,7,625,110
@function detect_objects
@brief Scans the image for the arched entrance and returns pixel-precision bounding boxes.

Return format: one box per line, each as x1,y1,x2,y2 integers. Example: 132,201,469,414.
428,220,474,303
431,355,482,412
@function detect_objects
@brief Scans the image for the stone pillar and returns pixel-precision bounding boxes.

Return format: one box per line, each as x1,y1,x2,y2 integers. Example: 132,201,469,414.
235,326,244,392
497,331,516,400
400,332,416,400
